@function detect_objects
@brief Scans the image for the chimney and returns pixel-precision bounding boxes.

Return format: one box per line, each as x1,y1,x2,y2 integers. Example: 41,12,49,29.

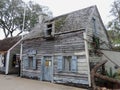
38,13,49,24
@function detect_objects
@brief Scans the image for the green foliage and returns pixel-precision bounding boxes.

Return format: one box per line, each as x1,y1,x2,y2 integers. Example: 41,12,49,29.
96,67,120,88
107,30,120,51
92,36,100,49
0,0,52,38
107,30,120,43
105,67,118,78
55,15,67,32
108,0,120,31
107,0,120,49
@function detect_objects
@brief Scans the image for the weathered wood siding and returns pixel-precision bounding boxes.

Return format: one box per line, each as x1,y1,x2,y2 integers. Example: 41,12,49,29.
53,31,89,85
86,8,110,68
22,39,42,79
22,31,90,85
53,55,89,84
87,8,110,50
22,39,55,79
22,56,41,79
54,31,85,53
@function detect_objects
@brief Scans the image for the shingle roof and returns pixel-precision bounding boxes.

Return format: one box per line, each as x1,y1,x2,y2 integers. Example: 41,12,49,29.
53,6,95,33
23,23,45,40
0,36,21,51
23,5,96,40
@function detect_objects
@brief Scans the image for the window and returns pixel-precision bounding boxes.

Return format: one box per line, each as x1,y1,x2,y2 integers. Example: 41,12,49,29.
63,56,71,71
46,24,52,36
57,56,77,72
24,55,36,70
29,56,34,69
44,56,52,67
12,54,20,68
92,18,97,35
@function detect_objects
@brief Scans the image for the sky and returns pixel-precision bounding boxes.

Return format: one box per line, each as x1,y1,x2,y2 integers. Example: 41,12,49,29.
27,0,115,24
0,0,115,39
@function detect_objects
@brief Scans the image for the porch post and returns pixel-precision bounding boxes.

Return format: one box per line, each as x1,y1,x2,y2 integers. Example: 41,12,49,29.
20,43,23,77
40,56,43,81
5,50,10,74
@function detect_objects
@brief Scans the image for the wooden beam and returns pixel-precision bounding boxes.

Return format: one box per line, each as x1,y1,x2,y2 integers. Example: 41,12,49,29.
95,73,120,84
91,60,107,90
91,60,120,90
54,29,85,35
5,50,10,74
84,32,91,87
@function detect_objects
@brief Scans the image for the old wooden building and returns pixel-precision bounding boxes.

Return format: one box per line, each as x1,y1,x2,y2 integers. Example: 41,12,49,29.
0,36,21,74
21,6,111,86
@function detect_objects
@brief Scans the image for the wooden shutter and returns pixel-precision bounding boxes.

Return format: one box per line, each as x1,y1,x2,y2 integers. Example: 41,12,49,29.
57,56,63,72
32,56,37,70
23,56,29,69
71,56,77,72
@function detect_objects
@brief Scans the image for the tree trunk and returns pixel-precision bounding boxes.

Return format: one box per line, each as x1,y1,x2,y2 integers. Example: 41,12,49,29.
91,60,120,90
91,60,108,90
95,73,120,84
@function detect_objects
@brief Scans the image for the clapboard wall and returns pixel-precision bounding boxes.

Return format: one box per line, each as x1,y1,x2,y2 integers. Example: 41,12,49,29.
22,30,90,85
53,31,89,85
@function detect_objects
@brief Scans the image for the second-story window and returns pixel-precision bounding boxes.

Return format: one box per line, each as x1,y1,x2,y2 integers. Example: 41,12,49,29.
46,24,52,36
92,18,97,35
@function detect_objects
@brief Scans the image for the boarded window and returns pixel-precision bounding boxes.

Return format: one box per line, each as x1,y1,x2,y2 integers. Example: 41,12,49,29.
29,57,33,69
57,56,77,72
28,56,37,70
63,56,71,72
57,56,63,71
33,56,37,70
92,18,97,35
71,56,77,72
23,56,29,69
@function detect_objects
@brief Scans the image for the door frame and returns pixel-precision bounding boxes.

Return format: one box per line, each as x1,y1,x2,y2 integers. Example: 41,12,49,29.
40,55,53,82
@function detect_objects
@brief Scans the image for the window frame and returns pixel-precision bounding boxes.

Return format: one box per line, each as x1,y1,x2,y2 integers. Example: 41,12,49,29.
63,56,72,72
57,55,77,73
24,54,37,70
46,23,53,36
92,17,98,36
28,56,34,69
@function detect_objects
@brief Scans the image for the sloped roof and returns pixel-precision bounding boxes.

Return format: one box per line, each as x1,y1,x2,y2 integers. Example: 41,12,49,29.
23,23,45,40
23,5,96,40
48,5,95,33
0,36,21,51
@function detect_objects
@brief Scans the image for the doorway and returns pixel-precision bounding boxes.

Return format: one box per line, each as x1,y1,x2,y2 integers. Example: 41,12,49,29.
43,56,52,81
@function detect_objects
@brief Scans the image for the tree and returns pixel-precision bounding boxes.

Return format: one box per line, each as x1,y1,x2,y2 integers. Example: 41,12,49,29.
108,0,120,30
0,0,52,38
107,0,120,48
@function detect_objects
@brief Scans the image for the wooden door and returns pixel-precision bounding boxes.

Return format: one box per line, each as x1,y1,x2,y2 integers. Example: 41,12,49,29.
43,56,52,81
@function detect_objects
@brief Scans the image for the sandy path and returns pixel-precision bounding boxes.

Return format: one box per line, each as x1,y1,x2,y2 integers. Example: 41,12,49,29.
0,74,87,90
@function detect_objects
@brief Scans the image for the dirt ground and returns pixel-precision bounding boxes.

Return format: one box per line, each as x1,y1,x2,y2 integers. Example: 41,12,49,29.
0,74,87,90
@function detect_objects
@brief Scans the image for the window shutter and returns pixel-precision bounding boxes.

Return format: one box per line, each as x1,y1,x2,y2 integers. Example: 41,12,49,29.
32,56,37,70
57,56,63,72
71,56,77,72
23,56,29,69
